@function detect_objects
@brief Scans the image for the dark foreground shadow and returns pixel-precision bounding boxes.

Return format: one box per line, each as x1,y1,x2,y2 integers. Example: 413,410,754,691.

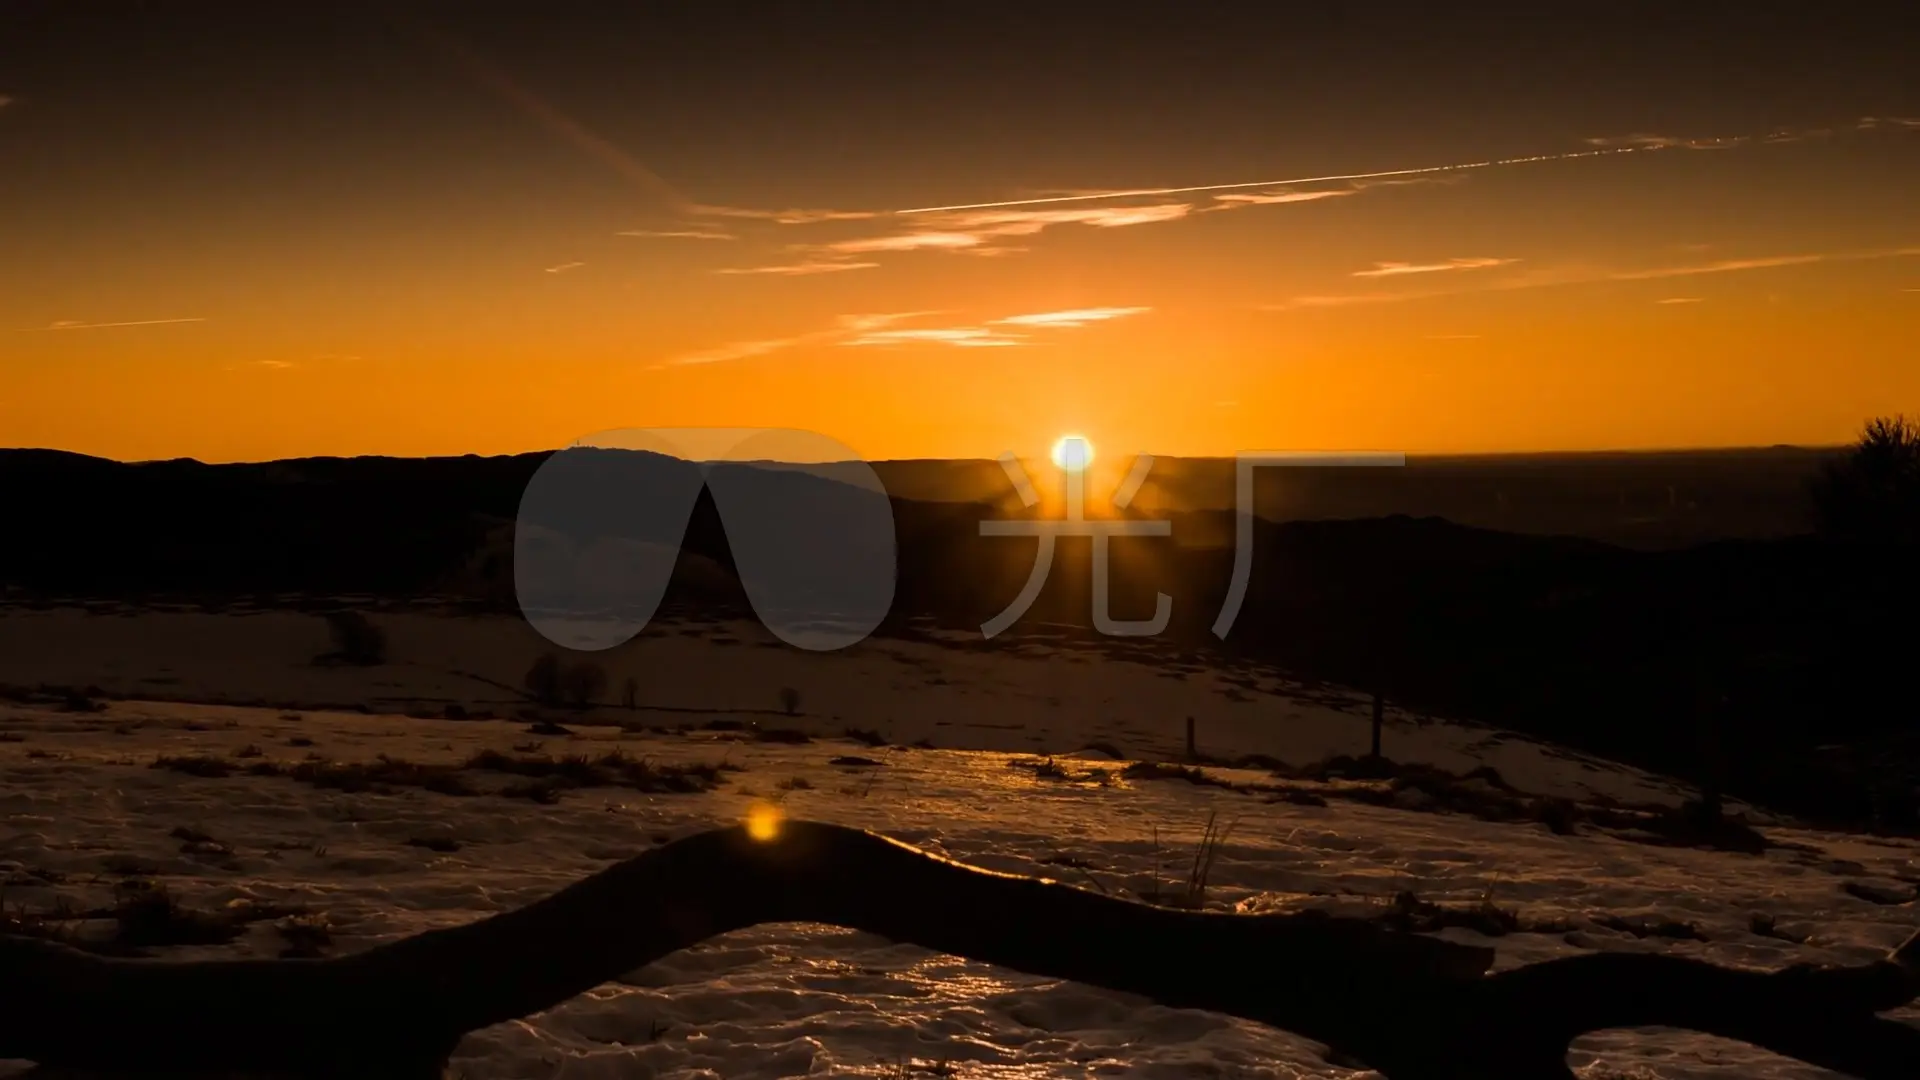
3,820,1917,1079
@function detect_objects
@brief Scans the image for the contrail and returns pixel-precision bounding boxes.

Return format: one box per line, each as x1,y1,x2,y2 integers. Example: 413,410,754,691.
894,143,1714,215
21,317,207,332
393,13,693,215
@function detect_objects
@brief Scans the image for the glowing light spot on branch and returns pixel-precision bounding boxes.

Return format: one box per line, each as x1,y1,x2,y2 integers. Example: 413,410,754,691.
745,802,784,842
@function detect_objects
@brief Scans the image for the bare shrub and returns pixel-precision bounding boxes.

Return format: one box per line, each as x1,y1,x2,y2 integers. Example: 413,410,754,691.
524,653,563,706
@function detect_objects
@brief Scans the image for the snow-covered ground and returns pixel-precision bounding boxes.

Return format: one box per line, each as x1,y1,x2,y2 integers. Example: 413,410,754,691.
2,607,1918,1078
0,606,1737,809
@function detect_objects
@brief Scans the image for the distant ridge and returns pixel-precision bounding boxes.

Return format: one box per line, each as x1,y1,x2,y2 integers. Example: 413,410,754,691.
1,445,1916,827
0,443,1841,549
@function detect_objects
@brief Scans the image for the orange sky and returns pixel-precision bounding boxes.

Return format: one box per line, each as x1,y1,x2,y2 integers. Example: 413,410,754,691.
3,8,1917,464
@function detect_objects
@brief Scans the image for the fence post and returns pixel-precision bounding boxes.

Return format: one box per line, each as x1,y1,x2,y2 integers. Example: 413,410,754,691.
1370,690,1385,760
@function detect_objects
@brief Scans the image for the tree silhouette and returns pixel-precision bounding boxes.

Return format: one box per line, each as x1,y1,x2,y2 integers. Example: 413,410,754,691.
562,661,607,710
1810,416,1920,543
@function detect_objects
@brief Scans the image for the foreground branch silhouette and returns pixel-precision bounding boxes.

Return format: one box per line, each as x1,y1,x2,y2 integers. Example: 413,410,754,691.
4,820,1919,1079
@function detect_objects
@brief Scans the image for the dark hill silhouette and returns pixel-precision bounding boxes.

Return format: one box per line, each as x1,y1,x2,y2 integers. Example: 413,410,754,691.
1,447,1914,828
870,447,1841,549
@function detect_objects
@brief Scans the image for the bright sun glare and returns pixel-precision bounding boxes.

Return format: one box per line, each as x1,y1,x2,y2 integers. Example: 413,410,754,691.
1050,434,1094,473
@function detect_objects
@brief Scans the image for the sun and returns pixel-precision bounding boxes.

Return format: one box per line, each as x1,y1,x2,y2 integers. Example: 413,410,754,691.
1050,434,1094,473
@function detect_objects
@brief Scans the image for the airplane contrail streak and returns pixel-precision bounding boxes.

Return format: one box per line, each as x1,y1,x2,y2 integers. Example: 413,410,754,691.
894,144,1706,215
394,13,693,216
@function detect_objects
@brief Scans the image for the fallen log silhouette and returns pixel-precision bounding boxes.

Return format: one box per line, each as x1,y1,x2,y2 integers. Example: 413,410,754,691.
4,819,1918,1079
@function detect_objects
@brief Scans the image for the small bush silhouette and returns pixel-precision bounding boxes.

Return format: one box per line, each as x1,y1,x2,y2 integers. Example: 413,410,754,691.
319,611,386,666
1810,415,1920,543
524,653,563,706
778,686,801,716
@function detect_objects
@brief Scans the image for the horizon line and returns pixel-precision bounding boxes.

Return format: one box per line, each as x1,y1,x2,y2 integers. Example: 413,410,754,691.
0,441,1855,469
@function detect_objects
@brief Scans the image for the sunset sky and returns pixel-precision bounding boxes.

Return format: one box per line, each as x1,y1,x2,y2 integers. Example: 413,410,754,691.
3,4,1917,464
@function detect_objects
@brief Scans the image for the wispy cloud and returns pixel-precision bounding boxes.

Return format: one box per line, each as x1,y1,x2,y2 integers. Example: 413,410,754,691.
617,228,735,240
1352,257,1518,278
880,122,1829,214
1764,127,1834,144
693,177,1407,277
1656,297,1705,304
1857,116,1920,130
837,311,944,331
947,203,1195,232
678,149,1528,280
788,203,1194,267
667,338,800,366
841,305,1150,347
661,312,929,367
1583,133,1749,151
695,201,1195,276
859,122,1809,237
824,231,991,254
691,204,879,225
1608,255,1827,280
842,326,1025,347
1267,246,1920,311
1586,124,1842,150
1209,188,1356,207
993,307,1150,327
890,145,1665,215
20,317,208,332
713,260,879,276
1206,175,1451,212
544,261,585,274
1278,295,1394,309
680,120,1913,279
664,307,1146,366
230,354,366,371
